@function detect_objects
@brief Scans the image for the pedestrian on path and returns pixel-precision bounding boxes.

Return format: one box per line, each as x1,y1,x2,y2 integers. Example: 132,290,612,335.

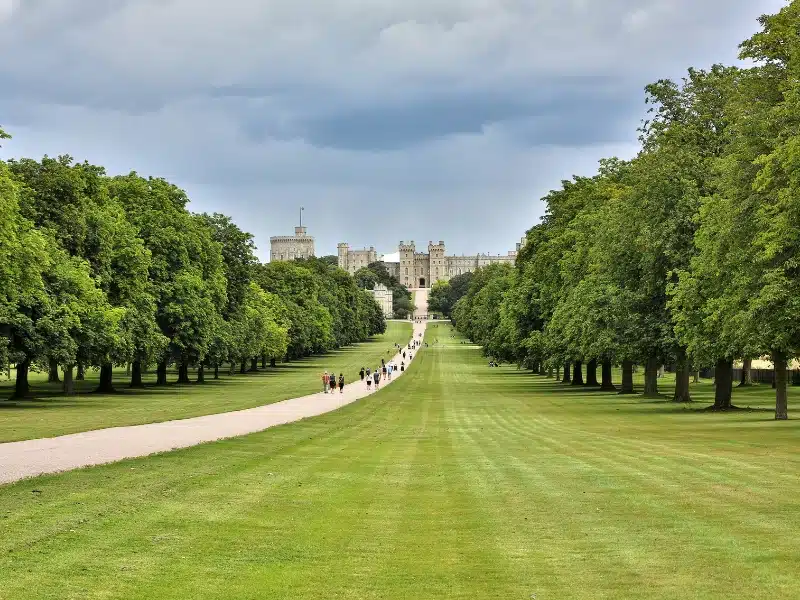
322,371,329,393
360,367,365,383
329,372,336,393
382,364,387,380
400,362,405,372
373,369,381,389
338,373,345,393
387,364,393,380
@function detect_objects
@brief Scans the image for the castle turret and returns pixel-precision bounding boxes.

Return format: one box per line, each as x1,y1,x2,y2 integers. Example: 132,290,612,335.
399,240,416,288
337,243,349,271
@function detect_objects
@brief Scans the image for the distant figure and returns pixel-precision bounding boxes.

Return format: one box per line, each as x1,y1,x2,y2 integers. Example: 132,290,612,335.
373,369,381,389
329,372,336,393
400,362,405,372
338,373,345,393
403,351,406,359
322,371,329,393
387,364,393,380
366,374,372,390
382,364,387,380
360,367,365,382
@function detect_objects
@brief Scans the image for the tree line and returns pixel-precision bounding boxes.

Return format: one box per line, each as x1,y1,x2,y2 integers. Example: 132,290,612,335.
450,5,800,420
0,140,387,399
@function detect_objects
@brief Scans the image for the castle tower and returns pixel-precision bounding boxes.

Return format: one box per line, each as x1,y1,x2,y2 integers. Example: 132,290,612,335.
337,243,349,271
399,240,415,288
428,240,446,286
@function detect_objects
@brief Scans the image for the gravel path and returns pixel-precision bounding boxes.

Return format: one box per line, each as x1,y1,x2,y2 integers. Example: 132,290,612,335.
0,292,429,485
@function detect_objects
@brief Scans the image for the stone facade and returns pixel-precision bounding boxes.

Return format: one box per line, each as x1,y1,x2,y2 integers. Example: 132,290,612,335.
370,284,393,318
338,238,526,288
270,226,315,262
337,243,378,275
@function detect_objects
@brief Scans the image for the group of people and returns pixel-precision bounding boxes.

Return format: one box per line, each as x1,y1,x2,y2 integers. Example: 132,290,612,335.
322,371,345,393
360,356,405,391
322,334,426,397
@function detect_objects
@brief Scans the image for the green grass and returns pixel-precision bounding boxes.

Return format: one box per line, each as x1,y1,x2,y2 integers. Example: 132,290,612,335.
0,321,411,442
1,323,798,599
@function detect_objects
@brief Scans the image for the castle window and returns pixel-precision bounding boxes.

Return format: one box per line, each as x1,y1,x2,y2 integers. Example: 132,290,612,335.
405,268,408,275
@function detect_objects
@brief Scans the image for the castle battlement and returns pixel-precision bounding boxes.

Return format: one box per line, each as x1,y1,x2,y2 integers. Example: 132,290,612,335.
338,238,518,289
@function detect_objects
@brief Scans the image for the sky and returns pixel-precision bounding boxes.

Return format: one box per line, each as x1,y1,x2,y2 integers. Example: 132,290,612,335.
0,0,788,260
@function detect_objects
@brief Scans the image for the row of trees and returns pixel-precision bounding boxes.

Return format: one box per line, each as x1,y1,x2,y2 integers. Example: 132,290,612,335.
428,273,473,318
0,137,386,399
451,4,800,420
354,262,416,318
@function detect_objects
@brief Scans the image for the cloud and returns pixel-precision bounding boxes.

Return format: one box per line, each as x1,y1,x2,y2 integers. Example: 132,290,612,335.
0,0,788,259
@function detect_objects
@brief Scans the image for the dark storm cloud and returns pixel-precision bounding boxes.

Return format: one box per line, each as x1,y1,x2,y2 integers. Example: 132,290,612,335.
0,0,788,259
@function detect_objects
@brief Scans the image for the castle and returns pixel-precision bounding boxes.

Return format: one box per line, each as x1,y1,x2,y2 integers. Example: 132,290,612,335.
270,225,315,262
338,239,525,288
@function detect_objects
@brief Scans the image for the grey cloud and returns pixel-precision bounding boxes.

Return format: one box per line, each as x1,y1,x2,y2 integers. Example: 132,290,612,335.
0,0,788,260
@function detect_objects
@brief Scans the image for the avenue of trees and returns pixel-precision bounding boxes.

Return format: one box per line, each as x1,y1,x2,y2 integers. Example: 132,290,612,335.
0,137,386,399
452,5,800,420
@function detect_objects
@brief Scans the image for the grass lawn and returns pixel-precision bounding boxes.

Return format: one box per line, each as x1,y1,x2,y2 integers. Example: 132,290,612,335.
1,323,798,599
0,321,411,442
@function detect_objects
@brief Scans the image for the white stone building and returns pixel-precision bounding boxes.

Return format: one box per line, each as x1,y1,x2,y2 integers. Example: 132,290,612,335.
370,283,393,318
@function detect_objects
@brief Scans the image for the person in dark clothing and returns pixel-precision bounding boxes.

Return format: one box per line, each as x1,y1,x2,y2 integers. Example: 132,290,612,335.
373,369,380,389
329,372,336,391
338,374,344,393
360,367,365,382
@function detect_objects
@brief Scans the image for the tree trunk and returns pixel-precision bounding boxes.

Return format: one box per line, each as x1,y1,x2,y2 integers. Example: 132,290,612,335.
600,359,616,391
774,352,788,420
547,366,553,378
197,363,205,384
48,358,60,383
270,358,276,368
538,363,547,376
177,360,191,384
555,365,561,381
672,351,691,403
261,354,267,369
618,360,635,395
561,362,570,383
76,362,85,381
643,357,659,397
63,364,75,396
585,359,599,386
571,361,583,385
229,361,236,376
693,370,699,384
250,357,259,372
125,362,131,377
130,360,144,388
156,360,168,385
738,358,753,387
14,358,30,398
713,358,733,410
239,360,247,375
214,363,220,380
96,363,115,393
531,361,540,374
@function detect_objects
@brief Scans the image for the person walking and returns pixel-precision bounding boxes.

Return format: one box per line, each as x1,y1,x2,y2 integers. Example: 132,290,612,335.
373,369,381,389
382,364,387,380
387,363,393,380
329,372,336,393
322,371,329,393
338,373,345,394
360,367,365,383
400,361,405,372
366,373,372,390
402,351,406,360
